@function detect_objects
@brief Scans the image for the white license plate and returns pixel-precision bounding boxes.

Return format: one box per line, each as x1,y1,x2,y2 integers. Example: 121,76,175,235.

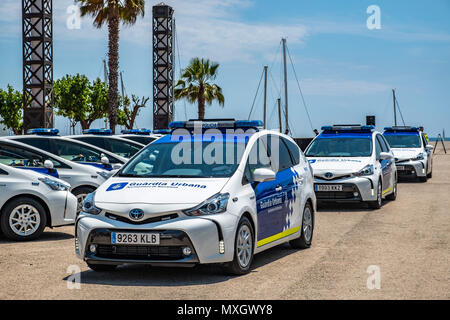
315,184,343,192
111,232,160,245
397,166,405,170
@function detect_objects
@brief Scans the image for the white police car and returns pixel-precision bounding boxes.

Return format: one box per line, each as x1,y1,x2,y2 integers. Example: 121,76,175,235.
305,125,397,209
76,119,316,274
119,129,165,145
0,138,110,213
0,163,77,241
383,126,433,182
4,128,127,171
69,129,145,158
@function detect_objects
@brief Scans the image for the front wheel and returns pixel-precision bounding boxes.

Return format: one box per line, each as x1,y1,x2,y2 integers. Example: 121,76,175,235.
386,179,397,201
0,197,47,241
290,202,314,249
368,180,382,209
225,216,254,275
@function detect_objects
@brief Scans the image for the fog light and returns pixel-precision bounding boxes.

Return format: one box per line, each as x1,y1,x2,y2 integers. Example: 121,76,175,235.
219,240,225,254
182,247,192,256
353,192,359,197
89,244,97,253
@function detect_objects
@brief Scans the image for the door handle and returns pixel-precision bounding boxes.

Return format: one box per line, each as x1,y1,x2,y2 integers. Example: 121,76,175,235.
0,184,6,187
275,185,282,192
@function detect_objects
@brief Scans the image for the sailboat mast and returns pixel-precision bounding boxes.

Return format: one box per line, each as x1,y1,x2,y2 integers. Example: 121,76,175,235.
263,66,268,129
392,89,397,126
282,38,289,134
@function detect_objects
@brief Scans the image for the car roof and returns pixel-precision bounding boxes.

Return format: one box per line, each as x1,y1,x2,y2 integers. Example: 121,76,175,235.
69,134,145,146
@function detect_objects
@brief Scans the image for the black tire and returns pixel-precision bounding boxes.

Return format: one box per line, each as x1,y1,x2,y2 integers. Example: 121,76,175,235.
368,180,382,209
386,179,397,201
0,197,47,241
290,202,314,249
87,263,117,272
72,186,96,214
225,216,254,275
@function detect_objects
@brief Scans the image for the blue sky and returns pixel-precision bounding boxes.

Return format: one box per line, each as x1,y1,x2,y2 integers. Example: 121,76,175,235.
1,0,449,137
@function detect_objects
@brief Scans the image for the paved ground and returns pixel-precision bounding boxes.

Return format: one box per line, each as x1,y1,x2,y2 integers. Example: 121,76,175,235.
0,143,448,300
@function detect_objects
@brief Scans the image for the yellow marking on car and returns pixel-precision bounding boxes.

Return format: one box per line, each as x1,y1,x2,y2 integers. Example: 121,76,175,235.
382,185,393,195
257,226,300,247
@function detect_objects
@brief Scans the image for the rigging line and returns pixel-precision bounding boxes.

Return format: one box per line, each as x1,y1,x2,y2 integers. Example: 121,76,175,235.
248,68,265,120
268,40,282,73
268,70,281,98
286,44,314,132
394,96,406,126
279,99,297,137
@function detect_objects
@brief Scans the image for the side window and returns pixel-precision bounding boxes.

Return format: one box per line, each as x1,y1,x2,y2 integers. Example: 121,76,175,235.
53,140,102,163
75,137,107,150
282,137,300,166
421,134,427,149
266,135,294,172
375,137,382,160
0,168,8,175
376,135,388,152
108,139,142,158
0,143,65,168
245,137,271,182
16,138,51,152
380,135,391,151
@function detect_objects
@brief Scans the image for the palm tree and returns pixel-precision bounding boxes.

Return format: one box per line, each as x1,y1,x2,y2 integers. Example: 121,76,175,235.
174,58,225,120
75,0,145,133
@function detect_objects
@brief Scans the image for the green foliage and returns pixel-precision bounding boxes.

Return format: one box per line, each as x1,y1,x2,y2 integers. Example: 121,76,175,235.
174,58,224,119
53,74,108,130
117,94,149,129
0,85,23,135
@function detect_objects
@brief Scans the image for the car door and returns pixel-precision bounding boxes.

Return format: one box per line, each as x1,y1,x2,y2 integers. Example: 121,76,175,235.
0,142,61,178
421,133,432,173
375,135,392,193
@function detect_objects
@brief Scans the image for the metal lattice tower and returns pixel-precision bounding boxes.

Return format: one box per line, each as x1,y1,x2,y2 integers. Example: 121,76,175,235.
152,3,174,130
22,0,53,130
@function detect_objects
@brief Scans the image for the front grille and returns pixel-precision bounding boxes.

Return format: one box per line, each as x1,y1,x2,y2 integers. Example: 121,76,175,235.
314,174,352,181
397,165,416,177
96,245,184,260
105,212,178,225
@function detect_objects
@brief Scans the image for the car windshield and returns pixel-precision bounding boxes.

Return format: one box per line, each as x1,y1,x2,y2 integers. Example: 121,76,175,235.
122,136,156,145
384,134,421,148
305,137,373,157
118,135,249,178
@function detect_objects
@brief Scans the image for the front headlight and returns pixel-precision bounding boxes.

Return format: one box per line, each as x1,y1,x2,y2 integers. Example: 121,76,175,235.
353,164,374,177
96,170,110,179
412,153,424,161
82,192,102,215
183,193,230,216
38,177,70,191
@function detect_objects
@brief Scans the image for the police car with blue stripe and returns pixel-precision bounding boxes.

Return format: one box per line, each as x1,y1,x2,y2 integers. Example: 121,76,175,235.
75,119,316,274
383,126,433,182
305,125,397,209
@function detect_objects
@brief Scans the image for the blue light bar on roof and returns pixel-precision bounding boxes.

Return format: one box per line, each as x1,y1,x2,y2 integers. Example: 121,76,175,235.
153,129,171,134
27,128,59,136
168,119,263,130
321,124,374,132
83,128,112,135
384,126,419,132
121,129,151,135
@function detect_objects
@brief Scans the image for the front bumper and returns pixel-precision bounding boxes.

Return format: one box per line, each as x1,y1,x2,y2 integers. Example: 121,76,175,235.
313,176,376,202
396,160,426,178
47,191,77,227
75,213,234,266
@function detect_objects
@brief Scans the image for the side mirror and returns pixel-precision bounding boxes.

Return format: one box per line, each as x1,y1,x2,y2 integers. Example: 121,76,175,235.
426,144,434,150
252,168,276,183
379,152,393,160
112,164,123,170
101,156,110,165
43,159,54,169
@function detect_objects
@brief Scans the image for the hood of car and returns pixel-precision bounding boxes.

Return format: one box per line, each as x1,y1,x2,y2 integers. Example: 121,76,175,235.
391,148,422,161
307,157,372,178
95,177,229,207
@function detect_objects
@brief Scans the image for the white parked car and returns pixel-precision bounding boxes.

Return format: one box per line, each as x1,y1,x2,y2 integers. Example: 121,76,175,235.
305,125,397,209
0,163,77,241
4,128,127,171
69,129,145,158
0,138,110,212
75,120,316,274
383,126,433,182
